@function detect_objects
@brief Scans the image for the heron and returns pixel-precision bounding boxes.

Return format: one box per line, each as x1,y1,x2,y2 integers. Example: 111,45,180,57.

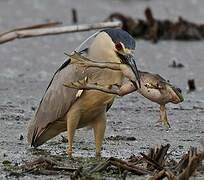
27,28,140,157
64,51,183,128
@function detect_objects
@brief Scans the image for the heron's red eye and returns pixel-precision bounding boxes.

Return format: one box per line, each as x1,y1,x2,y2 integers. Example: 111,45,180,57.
115,42,123,51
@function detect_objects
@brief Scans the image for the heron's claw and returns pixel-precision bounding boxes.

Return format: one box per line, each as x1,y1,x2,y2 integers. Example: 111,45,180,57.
162,120,171,129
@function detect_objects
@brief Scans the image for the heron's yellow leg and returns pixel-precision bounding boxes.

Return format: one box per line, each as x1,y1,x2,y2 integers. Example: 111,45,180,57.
159,104,170,128
66,107,80,158
92,112,106,158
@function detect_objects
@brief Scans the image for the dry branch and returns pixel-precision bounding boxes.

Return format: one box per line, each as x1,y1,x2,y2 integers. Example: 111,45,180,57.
109,157,151,175
0,21,121,44
106,7,204,43
5,143,203,179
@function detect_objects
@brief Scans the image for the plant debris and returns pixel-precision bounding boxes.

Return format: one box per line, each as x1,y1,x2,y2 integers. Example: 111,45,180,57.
3,144,204,179
106,7,204,43
106,135,136,141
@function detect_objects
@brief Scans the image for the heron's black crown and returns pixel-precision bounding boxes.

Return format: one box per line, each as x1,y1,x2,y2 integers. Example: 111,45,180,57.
102,29,136,50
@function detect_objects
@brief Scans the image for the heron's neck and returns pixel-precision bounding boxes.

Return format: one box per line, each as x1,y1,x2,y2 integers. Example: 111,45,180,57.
88,32,120,63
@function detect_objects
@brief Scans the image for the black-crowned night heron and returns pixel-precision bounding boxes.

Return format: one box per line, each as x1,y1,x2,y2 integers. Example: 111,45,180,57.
27,28,140,157
65,52,183,128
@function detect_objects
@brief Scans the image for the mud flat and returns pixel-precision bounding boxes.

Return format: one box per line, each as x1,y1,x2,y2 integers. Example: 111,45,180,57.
0,0,204,179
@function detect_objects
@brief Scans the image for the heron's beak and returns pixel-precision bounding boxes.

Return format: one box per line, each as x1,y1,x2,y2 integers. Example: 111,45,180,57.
118,53,141,88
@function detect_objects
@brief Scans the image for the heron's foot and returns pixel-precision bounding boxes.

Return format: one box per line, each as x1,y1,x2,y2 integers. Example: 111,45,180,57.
95,152,102,160
67,148,73,158
162,120,171,129
155,119,170,129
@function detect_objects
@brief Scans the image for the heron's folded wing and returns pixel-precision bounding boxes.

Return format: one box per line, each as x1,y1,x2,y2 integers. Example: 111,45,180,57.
27,60,84,146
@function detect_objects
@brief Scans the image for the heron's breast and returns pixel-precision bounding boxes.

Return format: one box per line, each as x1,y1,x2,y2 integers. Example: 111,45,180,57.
72,90,114,128
80,90,115,110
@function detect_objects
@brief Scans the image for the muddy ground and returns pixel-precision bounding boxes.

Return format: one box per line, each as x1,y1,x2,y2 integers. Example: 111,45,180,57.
0,0,204,179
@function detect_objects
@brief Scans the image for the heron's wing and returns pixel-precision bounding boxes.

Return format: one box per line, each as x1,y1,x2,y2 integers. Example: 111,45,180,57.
106,98,114,112
27,59,84,147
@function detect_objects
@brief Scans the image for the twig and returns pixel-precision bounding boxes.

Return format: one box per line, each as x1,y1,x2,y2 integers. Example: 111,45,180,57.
88,158,110,174
109,157,151,175
140,152,163,170
0,21,62,36
0,21,121,44
148,169,166,180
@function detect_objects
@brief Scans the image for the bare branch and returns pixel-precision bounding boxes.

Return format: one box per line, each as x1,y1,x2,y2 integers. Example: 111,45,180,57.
0,21,121,44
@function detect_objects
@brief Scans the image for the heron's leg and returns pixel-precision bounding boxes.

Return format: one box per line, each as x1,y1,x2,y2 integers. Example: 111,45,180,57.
66,107,80,158
64,79,136,96
92,112,106,158
159,104,170,128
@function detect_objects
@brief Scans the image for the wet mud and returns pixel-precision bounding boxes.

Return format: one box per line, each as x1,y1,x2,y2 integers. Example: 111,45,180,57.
0,0,204,179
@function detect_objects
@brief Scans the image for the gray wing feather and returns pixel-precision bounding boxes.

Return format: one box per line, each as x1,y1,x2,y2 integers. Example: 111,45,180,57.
27,61,84,146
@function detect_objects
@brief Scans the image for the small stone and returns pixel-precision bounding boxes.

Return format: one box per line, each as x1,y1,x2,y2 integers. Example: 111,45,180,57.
15,116,20,121
3,153,7,157
31,106,36,111
61,135,68,143
20,134,24,140
188,79,196,91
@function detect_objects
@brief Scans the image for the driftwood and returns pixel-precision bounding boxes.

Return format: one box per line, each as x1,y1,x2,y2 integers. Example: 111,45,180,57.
0,21,121,44
70,143,204,179
1,7,203,44
4,143,204,179
109,157,151,175
20,156,77,175
106,7,204,43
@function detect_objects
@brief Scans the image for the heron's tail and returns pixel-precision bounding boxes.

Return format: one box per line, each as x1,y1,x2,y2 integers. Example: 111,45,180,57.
27,118,66,147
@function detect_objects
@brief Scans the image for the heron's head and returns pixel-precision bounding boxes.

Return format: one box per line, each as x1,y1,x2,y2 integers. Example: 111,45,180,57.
88,28,140,87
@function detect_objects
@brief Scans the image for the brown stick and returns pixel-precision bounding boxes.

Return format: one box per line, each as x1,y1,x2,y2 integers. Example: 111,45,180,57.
140,152,163,170
148,169,166,180
109,157,151,175
88,158,110,174
0,21,121,44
